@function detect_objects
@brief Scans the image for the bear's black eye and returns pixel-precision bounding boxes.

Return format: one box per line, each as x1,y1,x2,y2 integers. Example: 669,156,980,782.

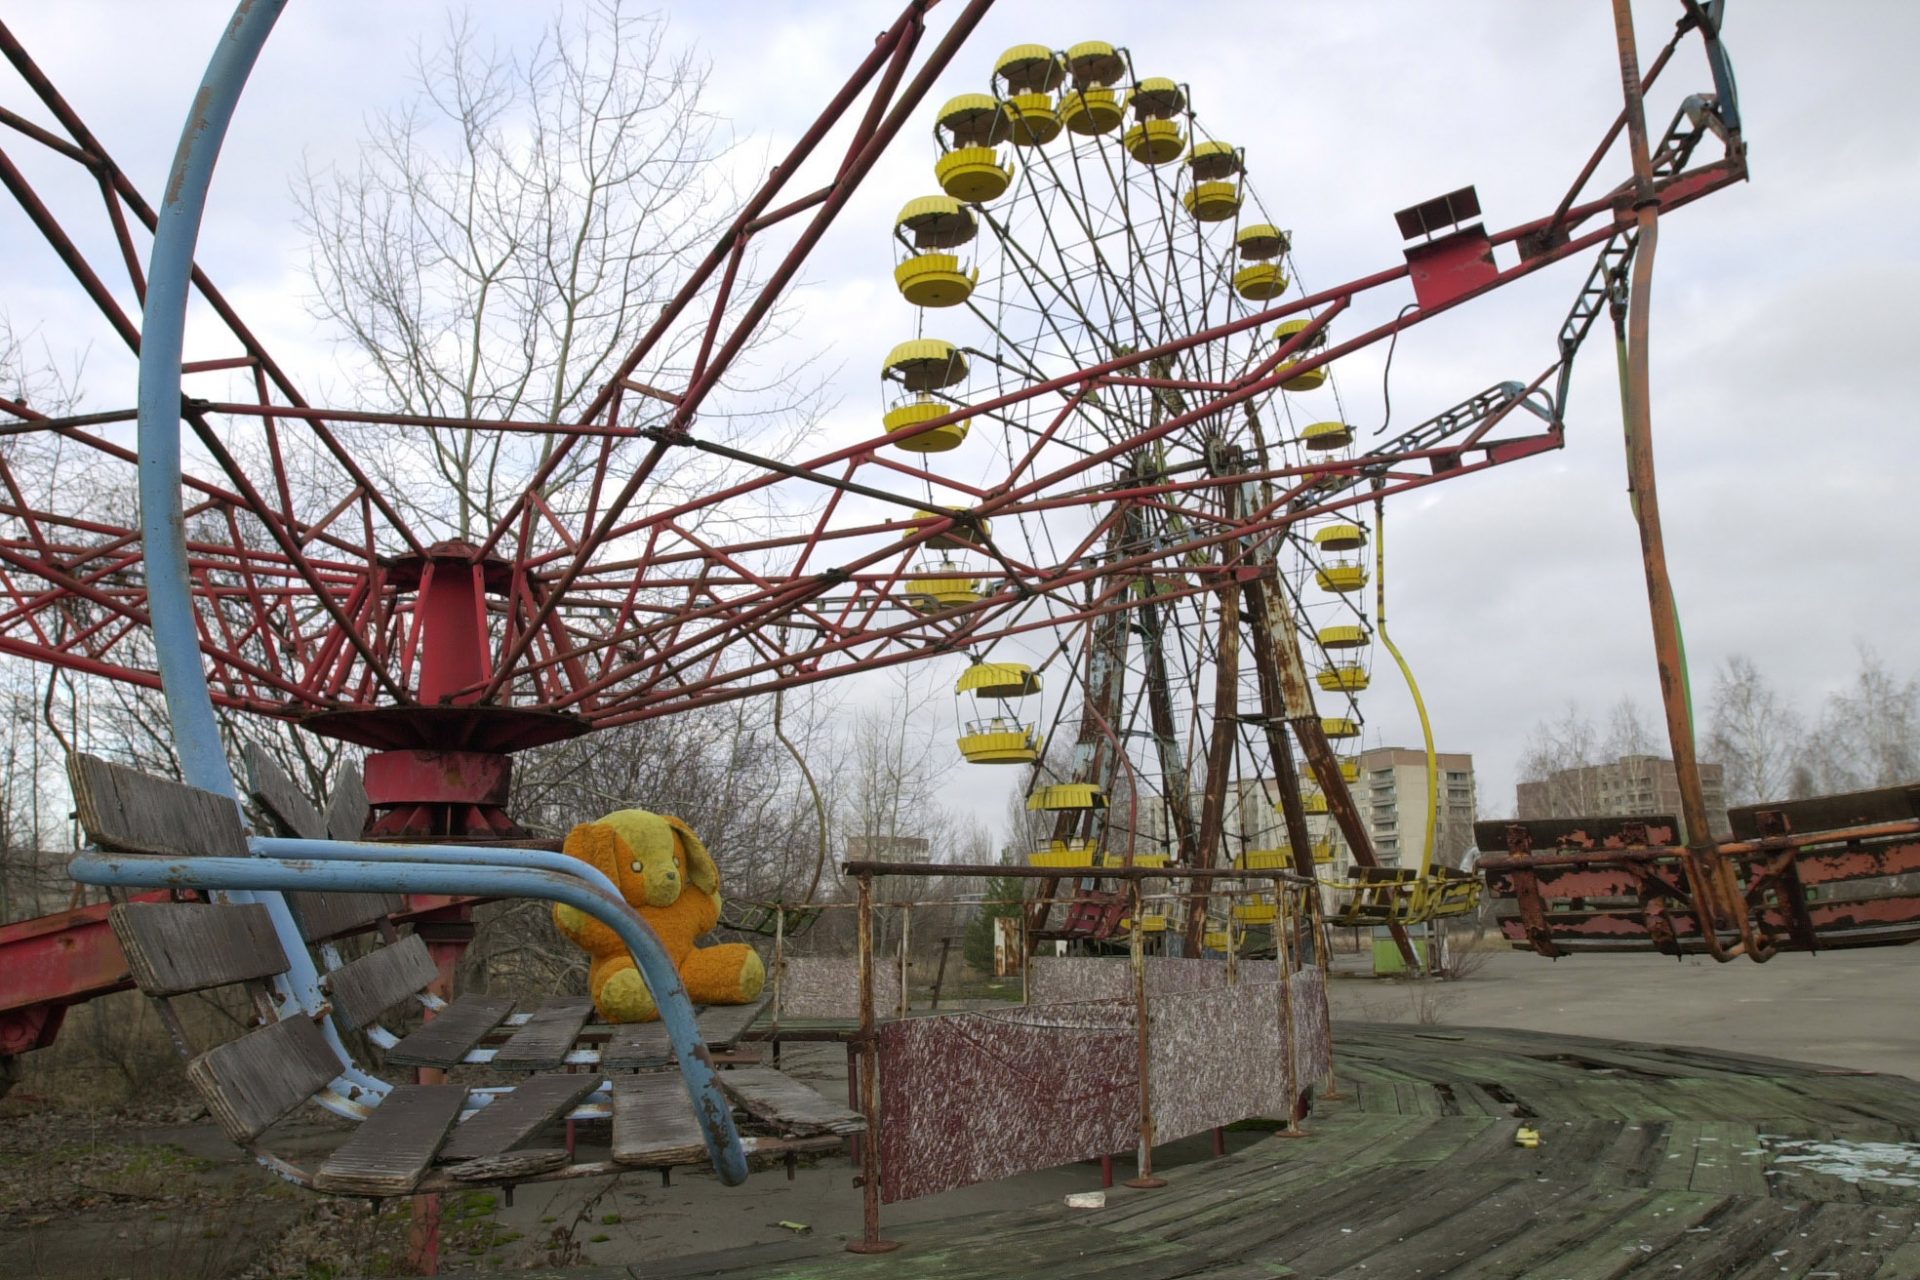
630,861,642,872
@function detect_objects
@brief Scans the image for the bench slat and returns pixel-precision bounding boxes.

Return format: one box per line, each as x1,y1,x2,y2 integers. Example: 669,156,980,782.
325,934,437,1033
439,1073,601,1162
695,996,769,1049
602,1020,673,1071
313,1084,466,1196
445,1149,569,1182
110,902,288,996
187,1014,340,1143
286,890,401,944
244,744,400,939
69,753,249,858
325,767,370,842
717,1065,864,1136
601,998,771,1070
492,997,594,1071
611,1073,708,1168
243,743,327,840
386,996,517,1069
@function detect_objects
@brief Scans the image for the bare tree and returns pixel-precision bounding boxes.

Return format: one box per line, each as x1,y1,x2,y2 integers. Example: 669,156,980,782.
1602,696,1660,758
1516,702,1605,815
1802,645,1920,794
1706,655,1807,807
294,0,817,541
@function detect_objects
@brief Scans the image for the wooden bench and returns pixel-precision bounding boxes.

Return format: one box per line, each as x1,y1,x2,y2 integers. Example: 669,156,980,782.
73,751,862,1198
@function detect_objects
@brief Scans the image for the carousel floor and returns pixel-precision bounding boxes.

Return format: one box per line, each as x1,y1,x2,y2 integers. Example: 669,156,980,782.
516,1021,1920,1279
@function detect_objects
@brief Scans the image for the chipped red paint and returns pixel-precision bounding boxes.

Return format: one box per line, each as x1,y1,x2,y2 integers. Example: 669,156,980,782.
1480,805,1920,955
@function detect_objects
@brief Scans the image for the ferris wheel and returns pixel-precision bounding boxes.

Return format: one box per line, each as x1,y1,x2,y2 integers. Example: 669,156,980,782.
888,42,1388,937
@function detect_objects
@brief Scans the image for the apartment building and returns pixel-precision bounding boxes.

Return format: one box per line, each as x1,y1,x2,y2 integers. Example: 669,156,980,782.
1355,747,1477,870
1514,754,1728,838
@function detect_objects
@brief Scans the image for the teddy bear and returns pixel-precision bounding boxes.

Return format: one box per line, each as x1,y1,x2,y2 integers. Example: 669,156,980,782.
551,808,765,1023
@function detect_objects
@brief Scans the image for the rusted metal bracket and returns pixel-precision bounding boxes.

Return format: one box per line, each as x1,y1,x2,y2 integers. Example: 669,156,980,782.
1501,824,1565,958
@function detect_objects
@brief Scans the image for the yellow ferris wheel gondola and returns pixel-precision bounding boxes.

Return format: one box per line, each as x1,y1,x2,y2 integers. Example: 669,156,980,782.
1317,622,1368,648
906,559,982,613
1316,664,1370,693
996,44,1065,146
1182,141,1242,220
1123,77,1186,164
893,195,979,308
1029,838,1098,868
1182,141,1243,221
1315,561,1368,593
1028,783,1107,811
1273,316,1332,390
1061,40,1126,135
955,660,1043,765
1233,223,1290,300
934,93,1015,203
1314,523,1367,553
1302,420,1354,450
881,339,970,452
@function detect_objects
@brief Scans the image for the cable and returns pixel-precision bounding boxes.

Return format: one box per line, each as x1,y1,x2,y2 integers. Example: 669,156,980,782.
1372,303,1421,438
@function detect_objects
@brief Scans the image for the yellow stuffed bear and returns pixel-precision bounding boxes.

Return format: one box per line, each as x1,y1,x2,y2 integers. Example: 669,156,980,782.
552,809,766,1023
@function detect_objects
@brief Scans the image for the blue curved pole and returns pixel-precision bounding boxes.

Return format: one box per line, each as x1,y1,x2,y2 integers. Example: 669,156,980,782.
137,0,289,799
70,851,751,1186
127,0,384,1092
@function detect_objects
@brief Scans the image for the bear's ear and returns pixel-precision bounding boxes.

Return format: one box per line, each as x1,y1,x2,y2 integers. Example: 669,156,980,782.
664,815,718,895
563,821,622,884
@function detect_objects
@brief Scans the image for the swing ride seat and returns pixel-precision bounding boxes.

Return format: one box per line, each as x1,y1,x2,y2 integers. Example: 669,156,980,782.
1330,867,1421,927
64,752,862,1199
1475,784,1920,957
1421,866,1483,920
1037,887,1131,941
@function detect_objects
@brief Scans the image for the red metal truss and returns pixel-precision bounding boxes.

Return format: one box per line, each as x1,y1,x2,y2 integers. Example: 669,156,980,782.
0,4,1745,742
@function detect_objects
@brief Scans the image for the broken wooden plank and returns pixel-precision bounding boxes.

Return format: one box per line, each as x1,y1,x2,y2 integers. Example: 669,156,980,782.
325,766,371,842
187,1015,340,1144
313,1084,466,1196
68,753,249,857
243,743,328,840
611,1073,709,1168
718,1066,864,1136
110,902,287,996
324,934,437,1033
439,1073,602,1163
492,997,595,1071
386,996,517,1069
445,1149,569,1183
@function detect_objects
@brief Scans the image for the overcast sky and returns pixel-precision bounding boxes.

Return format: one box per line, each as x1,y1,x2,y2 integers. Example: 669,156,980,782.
4,1,1916,831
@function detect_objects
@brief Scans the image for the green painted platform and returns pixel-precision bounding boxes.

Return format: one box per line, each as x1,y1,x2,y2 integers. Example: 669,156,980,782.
521,1022,1920,1279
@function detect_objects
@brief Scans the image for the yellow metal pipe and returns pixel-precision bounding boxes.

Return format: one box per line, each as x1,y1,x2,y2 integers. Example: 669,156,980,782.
1373,497,1438,881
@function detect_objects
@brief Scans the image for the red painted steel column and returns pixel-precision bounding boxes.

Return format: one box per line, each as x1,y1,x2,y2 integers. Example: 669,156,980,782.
415,559,487,706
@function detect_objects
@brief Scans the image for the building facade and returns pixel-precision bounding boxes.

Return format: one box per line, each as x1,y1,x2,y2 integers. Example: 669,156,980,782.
1514,754,1728,838
1355,747,1477,871
1137,751,1476,876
